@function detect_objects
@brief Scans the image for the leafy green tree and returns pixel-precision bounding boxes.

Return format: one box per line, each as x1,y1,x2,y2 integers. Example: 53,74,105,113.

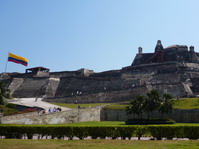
0,82,10,105
159,93,173,118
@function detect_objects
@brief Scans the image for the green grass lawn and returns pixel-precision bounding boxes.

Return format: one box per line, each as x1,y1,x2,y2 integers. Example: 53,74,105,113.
53,121,125,126
51,102,128,110
2,121,199,127
52,98,199,110
173,98,199,109
0,105,19,116
51,103,109,109
20,121,198,127
0,139,199,149
60,121,199,126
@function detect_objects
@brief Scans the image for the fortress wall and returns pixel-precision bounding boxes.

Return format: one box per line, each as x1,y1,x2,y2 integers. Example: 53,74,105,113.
54,67,157,100
101,109,199,123
2,62,199,101
12,78,49,98
1,108,101,124
2,108,199,124
48,62,195,102
90,70,121,78
152,84,188,97
1,112,39,124
44,87,148,103
44,78,60,98
50,71,79,78
8,78,24,94
54,76,134,98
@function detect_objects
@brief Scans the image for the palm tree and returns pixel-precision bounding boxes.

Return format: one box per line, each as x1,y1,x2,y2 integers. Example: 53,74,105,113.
145,89,161,119
159,93,173,118
126,95,145,118
0,82,10,105
126,90,174,121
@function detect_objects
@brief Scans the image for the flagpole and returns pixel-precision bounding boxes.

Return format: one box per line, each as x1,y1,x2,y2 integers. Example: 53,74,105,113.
4,53,8,73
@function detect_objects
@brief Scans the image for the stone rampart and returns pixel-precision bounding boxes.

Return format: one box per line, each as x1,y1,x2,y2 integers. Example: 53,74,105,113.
12,78,49,98
8,78,24,94
2,62,199,102
101,109,199,123
2,108,199,124
44,87,148,103
1,108,101,124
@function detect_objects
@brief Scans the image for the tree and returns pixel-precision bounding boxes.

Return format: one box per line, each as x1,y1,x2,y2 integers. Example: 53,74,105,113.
145,90,161,119
126,95,145,118
0,82,10,105
126,90,174,120
159,93,173,118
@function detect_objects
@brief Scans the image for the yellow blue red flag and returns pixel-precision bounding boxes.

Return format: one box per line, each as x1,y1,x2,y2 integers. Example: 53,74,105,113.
8,53,28,66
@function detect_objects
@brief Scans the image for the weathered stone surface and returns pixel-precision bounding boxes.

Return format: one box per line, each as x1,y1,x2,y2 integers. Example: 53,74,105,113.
101,109,199,123
1,108,101,124
2,107,199,124
12,78,49,98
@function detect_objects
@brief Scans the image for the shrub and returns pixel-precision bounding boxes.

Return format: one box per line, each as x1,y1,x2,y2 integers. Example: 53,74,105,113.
97,127,110,139
135,126,148,140
147,126,180,140
5,103,16,109
125,118,175,125
73,127,88,140
87,126,103,139
182,126,199,140
0,124,198,140
117,127,135,140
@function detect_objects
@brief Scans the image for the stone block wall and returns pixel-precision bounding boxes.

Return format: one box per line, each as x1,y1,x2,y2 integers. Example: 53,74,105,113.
44,87,148,103
1,108,101,124
12,78,49,98
101,109,199,123
3,62,199,102
2,108,199,124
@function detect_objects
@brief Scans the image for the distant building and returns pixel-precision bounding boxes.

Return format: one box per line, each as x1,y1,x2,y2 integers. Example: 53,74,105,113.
26,67,50,77
132,40,199,66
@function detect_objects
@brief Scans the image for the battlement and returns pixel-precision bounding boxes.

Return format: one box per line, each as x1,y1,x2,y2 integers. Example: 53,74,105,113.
132,40,199,66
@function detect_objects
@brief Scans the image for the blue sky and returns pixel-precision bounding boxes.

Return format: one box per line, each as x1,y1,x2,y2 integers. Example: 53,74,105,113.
0,0,199,73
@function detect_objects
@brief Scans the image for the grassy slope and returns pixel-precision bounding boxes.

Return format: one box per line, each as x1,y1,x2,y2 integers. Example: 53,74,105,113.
51,102,128,110
0,140,199,149
173,98,199,109
0,105,19,116
52,98,199,110
1,121,198,126
51,103,109,109
56,121,199,126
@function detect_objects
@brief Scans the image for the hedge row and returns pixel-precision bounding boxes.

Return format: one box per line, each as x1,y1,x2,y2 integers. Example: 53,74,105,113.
0,125,199,140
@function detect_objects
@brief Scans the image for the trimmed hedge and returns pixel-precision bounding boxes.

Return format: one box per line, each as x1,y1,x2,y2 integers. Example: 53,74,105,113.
0,125,199,140
125,119,175,125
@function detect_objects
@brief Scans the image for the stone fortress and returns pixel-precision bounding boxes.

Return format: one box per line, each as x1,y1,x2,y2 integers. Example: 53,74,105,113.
1,40,199,103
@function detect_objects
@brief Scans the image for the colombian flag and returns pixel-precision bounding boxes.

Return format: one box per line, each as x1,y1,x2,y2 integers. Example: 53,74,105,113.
8,53,28,66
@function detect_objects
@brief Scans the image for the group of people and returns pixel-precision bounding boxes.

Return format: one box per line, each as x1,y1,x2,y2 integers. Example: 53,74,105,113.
48,107,62,113
38,107,62,115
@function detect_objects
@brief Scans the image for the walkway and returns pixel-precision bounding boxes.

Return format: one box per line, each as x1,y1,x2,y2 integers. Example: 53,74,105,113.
9,98,71,111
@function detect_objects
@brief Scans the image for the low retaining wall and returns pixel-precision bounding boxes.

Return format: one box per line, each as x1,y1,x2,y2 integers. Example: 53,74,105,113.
101,109,199,123
1,108,101,124
0,113,2,124
2,108,199,124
